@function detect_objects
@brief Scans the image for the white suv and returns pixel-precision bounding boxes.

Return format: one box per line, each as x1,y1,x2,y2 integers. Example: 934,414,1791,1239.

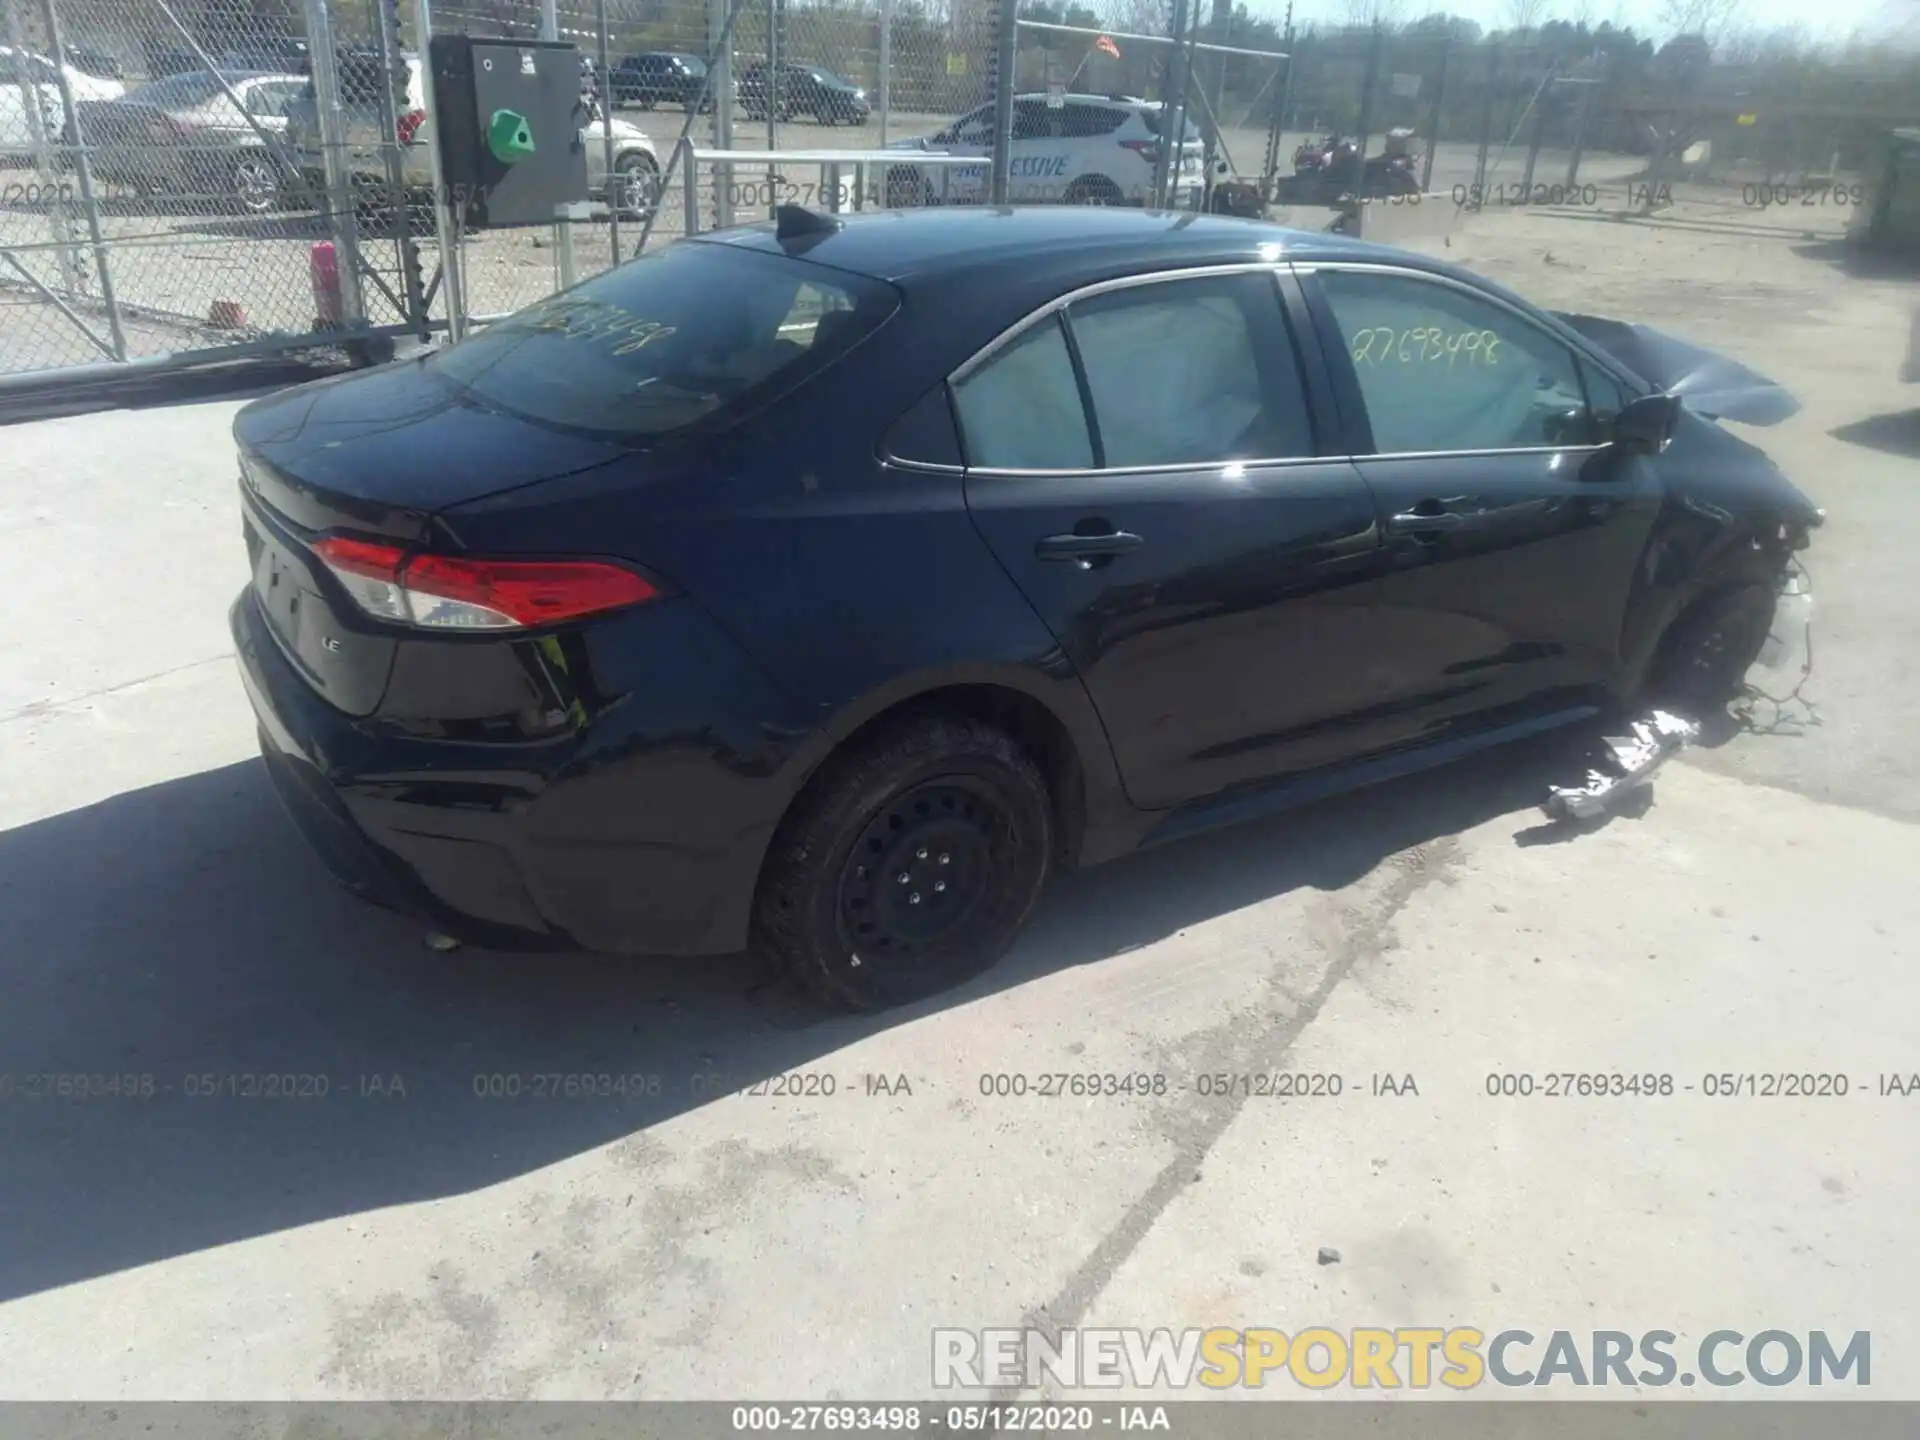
881,92,1205,208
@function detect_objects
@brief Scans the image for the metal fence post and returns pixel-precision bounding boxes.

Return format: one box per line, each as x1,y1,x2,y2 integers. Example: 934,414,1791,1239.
877,0,891,146
595,0,619,260
413,0,466,339
371,0,427,335
1154,0,1191,207
32,0,127,358
1261,6,1292,193
1423,35,1449,192
710,0,733,227
302,0,369,330
989,0,1015,206
1352,21,1380,195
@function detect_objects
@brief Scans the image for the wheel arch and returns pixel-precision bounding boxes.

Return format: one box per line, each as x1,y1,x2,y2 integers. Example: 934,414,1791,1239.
760,666,1135,900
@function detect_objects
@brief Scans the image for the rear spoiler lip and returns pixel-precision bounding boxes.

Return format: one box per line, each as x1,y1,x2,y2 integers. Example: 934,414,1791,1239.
1552,311,1800,427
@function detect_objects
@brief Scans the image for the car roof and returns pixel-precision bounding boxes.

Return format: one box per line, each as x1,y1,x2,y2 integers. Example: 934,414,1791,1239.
1014,92,1151,106
692,206,1443,289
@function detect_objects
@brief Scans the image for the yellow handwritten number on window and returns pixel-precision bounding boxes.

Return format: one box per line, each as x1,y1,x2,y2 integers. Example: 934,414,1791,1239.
1349,327,1501,368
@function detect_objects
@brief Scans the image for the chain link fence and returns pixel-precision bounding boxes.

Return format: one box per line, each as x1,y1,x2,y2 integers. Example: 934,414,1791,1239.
5,0,1917,381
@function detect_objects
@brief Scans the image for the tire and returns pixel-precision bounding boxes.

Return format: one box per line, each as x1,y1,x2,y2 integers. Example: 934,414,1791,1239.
1648,582,1778,713
883,166,931,208
753,716,1054,1012
231,150,279,214
612,151,659,219
1064,173,1124,206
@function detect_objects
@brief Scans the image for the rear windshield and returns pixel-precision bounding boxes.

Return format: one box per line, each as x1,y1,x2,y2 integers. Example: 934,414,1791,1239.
1140,106,1202,142
426,242,898,438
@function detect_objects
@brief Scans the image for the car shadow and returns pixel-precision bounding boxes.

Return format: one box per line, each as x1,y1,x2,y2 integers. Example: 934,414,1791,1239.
1791,235,1920,280
1830,410,1920,459
0,723,1608,1304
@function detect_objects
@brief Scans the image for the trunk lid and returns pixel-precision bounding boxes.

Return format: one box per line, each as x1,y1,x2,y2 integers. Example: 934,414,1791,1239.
234,356,632,540
234,359,633,716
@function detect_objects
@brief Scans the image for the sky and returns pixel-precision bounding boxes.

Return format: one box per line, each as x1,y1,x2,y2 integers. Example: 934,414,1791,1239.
1276,0,1913,43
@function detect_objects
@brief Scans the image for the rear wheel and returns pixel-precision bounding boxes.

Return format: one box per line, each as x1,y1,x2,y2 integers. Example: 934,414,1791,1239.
231,150,279,213
1649,582,1778,713
1064,173,1124,206
753,716,1053,1012
612,150,659,219
883,166,931,208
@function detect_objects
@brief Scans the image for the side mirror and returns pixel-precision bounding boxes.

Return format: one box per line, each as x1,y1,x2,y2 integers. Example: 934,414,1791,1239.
1613,392,1681,455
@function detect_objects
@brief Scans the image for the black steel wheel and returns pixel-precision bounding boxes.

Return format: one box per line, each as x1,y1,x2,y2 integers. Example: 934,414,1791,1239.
1650,581,1778,712
753,716,1053,1011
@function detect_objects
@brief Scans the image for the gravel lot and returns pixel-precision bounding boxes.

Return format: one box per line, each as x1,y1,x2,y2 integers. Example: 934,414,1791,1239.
1,185,1917,1404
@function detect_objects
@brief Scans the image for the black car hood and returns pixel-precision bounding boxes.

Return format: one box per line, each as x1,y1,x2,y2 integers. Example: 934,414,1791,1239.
234,355,629,517
1553,313,1800,427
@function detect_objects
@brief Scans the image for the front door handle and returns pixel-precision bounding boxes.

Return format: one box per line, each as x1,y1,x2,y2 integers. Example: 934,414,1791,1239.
1387,500,1485,536
1035,530,1144,563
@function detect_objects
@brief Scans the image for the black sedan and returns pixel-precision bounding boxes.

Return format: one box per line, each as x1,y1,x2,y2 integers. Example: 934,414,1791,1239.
738,61,869,124
229,206,1820,1011
609,51,712,112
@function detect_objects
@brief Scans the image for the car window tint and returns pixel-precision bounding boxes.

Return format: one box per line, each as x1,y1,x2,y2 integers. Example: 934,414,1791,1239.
1320,270,1589,453
426,243,897,438
1068,273,1312,466
885,385,963,468
1011,100,1052,141
1060,103,1123,138
952,316,1095,470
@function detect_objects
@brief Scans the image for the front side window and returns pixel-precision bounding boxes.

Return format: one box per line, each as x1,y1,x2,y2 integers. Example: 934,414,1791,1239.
951,316,1094,470
1318,269,1591,454
1067,273,1312,466
425,243,896,438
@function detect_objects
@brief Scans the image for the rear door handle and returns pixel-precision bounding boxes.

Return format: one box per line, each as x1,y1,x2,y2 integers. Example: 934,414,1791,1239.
1035,530,1144,562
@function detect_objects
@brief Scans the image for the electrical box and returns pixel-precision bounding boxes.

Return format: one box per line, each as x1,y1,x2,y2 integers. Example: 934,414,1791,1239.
428,35,588,229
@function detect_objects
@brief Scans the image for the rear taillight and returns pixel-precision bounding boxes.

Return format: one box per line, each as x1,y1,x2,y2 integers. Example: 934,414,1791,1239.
312,537,658,630
396,107,426,144
1119,138,1161,166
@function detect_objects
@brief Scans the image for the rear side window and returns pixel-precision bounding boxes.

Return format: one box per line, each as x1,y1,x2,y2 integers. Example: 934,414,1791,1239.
1011,100,1053,141
1067,273,1313,466
426,243,898,438
1060,103,1124,138
952,316,1094,470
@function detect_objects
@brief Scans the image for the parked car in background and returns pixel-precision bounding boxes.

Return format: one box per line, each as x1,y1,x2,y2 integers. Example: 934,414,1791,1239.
74,68,305,212
881,93,1203,208
609,51,715,112
215,36,311,75
282,52,661,220
1,43,125,152
738,61,868,124
62,43,124,81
